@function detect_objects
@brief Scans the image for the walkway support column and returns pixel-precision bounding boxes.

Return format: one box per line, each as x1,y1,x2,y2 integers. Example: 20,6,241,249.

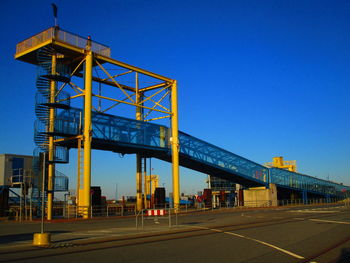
135,72,143,211
47,54,57,220
82,50,93,218
171,80,180,211
302,190,308,205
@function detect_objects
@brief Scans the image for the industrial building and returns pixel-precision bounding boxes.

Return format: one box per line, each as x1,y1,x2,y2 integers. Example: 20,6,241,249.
0,154,33,187
209,176,237,207
0,153,69,218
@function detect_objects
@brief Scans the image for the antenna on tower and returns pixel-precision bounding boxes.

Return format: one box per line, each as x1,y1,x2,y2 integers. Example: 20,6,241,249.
51,3,58,27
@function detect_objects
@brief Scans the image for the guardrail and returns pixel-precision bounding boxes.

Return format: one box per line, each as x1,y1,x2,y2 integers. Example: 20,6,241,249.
6,198,349,221
16,28,53,54
278,198,342,206
16,27,111,57
65,204,136,219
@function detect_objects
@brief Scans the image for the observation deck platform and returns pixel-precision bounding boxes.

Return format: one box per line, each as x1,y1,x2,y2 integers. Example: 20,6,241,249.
15,27,172,83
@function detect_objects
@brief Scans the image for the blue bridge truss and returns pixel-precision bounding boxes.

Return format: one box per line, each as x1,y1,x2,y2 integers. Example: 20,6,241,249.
51,107,350,199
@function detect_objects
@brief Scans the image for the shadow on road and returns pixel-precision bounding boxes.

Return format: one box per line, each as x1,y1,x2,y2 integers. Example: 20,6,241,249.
337,247,350,263
0,231,69,245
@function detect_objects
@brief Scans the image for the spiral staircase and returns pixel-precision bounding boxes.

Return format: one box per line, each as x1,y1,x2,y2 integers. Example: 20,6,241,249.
32,47,75,200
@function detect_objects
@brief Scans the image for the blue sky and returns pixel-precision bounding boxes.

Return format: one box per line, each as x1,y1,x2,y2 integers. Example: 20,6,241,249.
1,0,349,198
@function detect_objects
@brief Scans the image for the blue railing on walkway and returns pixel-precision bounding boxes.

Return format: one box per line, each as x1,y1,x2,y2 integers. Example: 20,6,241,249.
57,108,170,150
270,167,349,196
179,132,268,185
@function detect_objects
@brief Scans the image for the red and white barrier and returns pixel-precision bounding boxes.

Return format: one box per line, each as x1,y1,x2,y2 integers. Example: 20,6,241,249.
146,209,166,216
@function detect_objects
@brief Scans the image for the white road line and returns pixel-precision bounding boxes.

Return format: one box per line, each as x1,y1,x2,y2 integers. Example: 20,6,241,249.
222,231,304,259
190,226,304,259
309,219,350,225
223,231,244,238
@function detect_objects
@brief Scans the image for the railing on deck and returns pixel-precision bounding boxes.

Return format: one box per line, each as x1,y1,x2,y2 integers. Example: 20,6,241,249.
16,27,111,57
16,28,53,54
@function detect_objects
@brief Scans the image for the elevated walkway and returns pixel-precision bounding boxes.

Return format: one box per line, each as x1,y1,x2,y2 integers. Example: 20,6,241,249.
52,108,350,198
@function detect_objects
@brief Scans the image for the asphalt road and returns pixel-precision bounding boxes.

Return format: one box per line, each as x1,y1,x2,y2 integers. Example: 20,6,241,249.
1,204,349,263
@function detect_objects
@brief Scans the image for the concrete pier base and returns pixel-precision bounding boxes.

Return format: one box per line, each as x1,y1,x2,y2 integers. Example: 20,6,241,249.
243,184,277,207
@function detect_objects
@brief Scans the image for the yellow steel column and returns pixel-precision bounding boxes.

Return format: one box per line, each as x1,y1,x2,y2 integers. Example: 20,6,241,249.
76,137,81,206
136,156,142,210
171,80,180,211
143,158,147,209
47,54,57,220
135,72,143,211
82,50,93,218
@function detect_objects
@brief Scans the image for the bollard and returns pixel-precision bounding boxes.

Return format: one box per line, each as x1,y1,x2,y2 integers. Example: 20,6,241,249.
33,233,51,246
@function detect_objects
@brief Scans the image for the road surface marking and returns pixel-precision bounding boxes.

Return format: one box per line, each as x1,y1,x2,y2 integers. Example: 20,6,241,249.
190,226,304,259
223,231,244,238
90,230,113,233
190,226,213,230
309,219,350,225
222,231,304,259
69,233,102,236
289,210,338,213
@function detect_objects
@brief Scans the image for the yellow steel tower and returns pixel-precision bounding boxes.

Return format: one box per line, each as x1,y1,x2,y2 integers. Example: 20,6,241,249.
15,27,180,218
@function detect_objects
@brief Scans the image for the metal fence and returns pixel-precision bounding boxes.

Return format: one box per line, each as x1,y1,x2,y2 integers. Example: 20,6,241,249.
56,29,111,57
6,198,350,221
16,27,111,57
64,204,137,219
136,208,178,229
16,28,53,54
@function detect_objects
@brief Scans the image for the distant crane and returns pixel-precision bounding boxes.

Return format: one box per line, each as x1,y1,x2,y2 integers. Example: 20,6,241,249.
264,156,297,172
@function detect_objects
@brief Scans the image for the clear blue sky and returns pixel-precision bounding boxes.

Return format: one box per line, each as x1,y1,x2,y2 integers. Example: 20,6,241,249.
1,0,349,198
